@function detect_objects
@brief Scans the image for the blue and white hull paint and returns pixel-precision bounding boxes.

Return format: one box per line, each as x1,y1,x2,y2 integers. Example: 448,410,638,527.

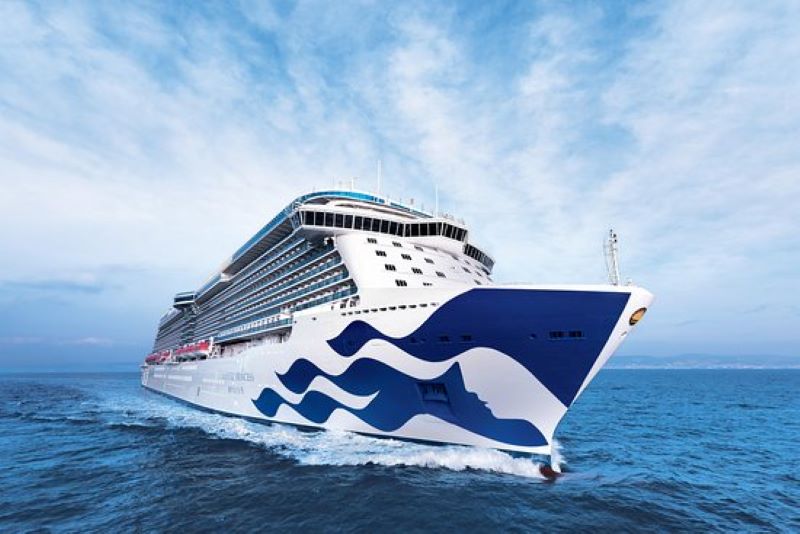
142,284,653,456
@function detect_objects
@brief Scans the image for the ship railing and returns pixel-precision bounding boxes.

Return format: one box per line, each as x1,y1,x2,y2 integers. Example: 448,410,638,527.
197,236,308,307
201,240,309,307
229,237,310,289
234,256,343,310
215,318,293,343
227,250,339,311
224,272,350,326
202,242,334,312
294,286,357,312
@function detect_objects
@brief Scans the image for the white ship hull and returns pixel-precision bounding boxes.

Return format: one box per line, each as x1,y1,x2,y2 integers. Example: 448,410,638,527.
142,284,653,456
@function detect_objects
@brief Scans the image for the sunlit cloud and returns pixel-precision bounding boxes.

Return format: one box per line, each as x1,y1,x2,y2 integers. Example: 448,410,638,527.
0,0,798,367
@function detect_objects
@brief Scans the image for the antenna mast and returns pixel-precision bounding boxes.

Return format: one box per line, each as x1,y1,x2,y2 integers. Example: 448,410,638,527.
604,229,621,286
377,159,383,197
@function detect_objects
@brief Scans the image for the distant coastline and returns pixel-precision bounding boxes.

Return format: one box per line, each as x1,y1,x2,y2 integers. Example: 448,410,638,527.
607,354,800,370
3,355,800,374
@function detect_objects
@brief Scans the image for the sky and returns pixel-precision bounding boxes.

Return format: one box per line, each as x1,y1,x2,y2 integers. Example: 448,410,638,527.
0,0,798,370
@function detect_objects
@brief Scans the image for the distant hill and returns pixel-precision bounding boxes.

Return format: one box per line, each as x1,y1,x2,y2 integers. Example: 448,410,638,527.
607,354,800,369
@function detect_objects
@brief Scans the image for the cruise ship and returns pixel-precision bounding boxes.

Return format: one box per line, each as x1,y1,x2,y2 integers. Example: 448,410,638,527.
141,190,653,462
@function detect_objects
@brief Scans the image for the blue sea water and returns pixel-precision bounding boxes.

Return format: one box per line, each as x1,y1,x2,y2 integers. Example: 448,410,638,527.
0,370,797,532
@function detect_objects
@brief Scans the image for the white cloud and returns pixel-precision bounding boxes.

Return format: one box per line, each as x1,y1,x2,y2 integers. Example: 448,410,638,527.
0,0,797,356
62,336,114,347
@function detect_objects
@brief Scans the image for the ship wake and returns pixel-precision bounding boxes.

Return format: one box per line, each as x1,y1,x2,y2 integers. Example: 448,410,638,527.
100,386,552,479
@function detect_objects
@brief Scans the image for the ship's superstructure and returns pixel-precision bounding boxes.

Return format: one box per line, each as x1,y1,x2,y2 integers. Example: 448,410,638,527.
142,190,652,458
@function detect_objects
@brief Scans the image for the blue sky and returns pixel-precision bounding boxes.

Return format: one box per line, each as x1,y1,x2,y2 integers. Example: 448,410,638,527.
1,0,798,370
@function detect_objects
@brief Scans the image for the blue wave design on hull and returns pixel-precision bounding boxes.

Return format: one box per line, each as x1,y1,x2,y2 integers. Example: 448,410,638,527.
252,358,547,447
327,288,630,406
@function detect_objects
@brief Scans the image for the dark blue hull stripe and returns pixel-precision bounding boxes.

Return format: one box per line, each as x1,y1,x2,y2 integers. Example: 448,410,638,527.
252,358,547,447
327,288,630,406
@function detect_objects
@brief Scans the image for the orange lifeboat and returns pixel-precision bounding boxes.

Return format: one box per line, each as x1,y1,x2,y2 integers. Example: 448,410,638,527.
174,340,212,360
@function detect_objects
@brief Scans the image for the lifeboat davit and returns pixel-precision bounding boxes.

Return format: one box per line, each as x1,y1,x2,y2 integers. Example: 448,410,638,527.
144,349,172,365
173,340,212,360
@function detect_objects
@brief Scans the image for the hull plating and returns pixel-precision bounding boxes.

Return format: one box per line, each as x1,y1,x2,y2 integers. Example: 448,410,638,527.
141,286,653,454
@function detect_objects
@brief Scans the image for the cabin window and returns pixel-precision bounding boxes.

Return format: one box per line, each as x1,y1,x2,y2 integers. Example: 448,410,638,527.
334,214,344,227
362,217,373,231
381,220,389,234
436,271,446,278
425,258,434,264
375,250,387,257
371,219,381,232
367,237,377,244
462,267,471,273
355,216,364,229
412,267,423,274
569,330,584,339
423,282,433,286
438,335,450,343
392,241,402,247
344,215,353,228
401,253,412,260
314,212,324,226
385,264,396,271
395,279,408,287
420,224,429,237
324,213,334,227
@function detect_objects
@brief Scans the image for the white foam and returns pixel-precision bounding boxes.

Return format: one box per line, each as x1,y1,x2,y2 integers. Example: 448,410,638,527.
95,386,549,479
550,438,566,473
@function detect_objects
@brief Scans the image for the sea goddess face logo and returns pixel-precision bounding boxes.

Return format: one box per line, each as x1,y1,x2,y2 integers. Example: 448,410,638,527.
252,288,629,446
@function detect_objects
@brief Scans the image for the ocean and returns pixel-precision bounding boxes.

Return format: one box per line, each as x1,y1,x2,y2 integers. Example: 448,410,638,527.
1,370,797,532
